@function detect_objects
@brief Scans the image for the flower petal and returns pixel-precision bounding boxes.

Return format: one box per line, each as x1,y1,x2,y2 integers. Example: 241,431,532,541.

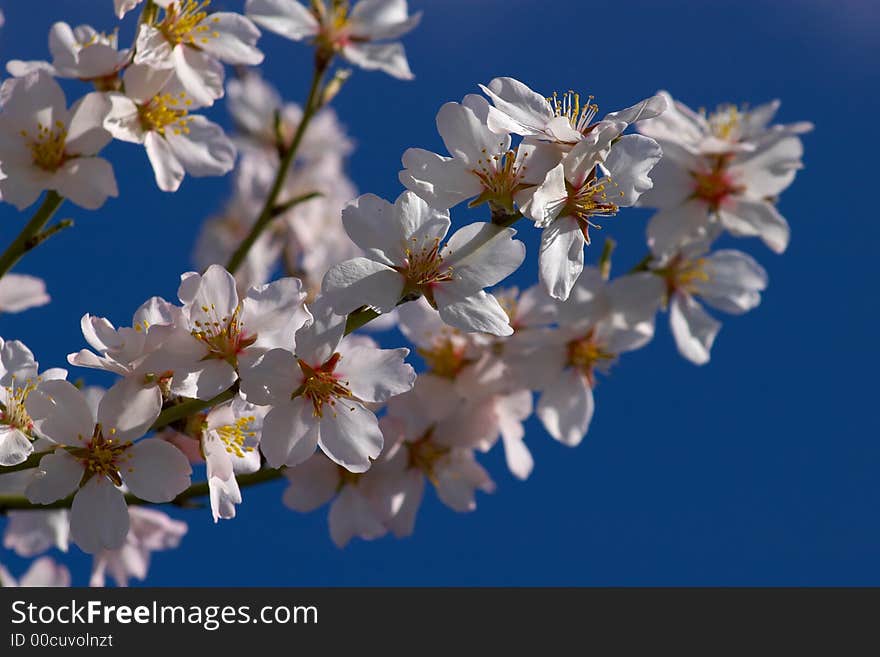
70,477,129,554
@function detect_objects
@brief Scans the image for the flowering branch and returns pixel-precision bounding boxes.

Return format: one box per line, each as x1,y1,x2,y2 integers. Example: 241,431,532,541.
0,191,64,280
225,59,331,275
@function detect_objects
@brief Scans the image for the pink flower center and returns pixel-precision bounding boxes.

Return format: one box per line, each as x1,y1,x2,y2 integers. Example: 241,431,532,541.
566,329,615,387
69,425,133,487
297,353,353,418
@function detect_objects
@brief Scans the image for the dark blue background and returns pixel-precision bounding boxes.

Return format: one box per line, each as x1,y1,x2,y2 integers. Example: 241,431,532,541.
1,0,877,585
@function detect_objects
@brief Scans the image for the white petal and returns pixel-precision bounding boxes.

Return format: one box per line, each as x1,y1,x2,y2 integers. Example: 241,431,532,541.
349,0,421,40
239,347,299,406
603,134,663,206
433,288,514,336
54,157,118,210
436,100,508,165
171,45,224,107
0,274,50,313
328,487,387,547
536,369,594,446
240,276,311,349
479,77,553,136
245,0,319,40
145,131,185,192
66,92,113,155
97,379,162,443
198,13,264,66
69,477,129,554
0,427,34,466
123,439,192,502
399,148,482,210
25,450,84,504
669,293,721,365
698,249,768,314
165,115,236,177
26,380,94,445
321,258,403,315
281,454,339,512
718,198,790,253
260,398,319,468
605,94,669,125
647,199,713,258
443,223,525,294
539,216,586,301
342,42,413,80
335,343,414,403
317,401,382,473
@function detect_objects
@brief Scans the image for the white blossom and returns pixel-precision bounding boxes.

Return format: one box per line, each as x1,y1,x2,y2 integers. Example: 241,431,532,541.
0,274,50,314
0,70,117,209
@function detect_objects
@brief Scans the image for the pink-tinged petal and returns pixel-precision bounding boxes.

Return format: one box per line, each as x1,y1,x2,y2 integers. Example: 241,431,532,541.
317,401,382,473
26,380,94,445
282,454,339,512
536,368,593,446
165,115,236,177
97,379,162,444
66,92,112,155
328,487,387,547
54,157,118,210
123,439,192,502
17,557,71,587
335,343,414,403
719,198,790,253
321,258,403,315
669,293,721,366
144,131,185,192
539,216,585,301
198,13,263,66
342,42,413,80
70,477,128,554
4,509,69,557
261,398,319,468
433,288,514,336
444,223,525,293
245,0,319,40
25,450,84,504
0,274,49,313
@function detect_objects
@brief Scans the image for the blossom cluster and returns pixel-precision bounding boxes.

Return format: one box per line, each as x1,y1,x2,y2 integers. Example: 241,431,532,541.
0,0,810,586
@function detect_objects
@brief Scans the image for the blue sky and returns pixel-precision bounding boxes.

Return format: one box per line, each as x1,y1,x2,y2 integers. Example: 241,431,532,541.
1,0,878,585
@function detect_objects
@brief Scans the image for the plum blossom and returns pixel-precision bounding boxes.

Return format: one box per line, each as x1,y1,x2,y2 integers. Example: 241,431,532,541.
400,94,560,212
0,338,66,466
0,70,118,210
636,91,814,155
90,507,187,587
240,302,415,472
515,269,663,446
0,274,50,314
104,64,236,192
479,76,667,148
0,556,71,587
282,453,391,547
648,247,768,365
135,0,264,106
636,93,810,257
7,22,131,86
199,397,264,522
520,124,663,299
322,191,526,336
24,381,192,553
247,0,421,79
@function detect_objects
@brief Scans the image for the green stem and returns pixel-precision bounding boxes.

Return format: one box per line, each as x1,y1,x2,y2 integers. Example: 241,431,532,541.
226,60,330,275
0,192,64,280
151,389,235,432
